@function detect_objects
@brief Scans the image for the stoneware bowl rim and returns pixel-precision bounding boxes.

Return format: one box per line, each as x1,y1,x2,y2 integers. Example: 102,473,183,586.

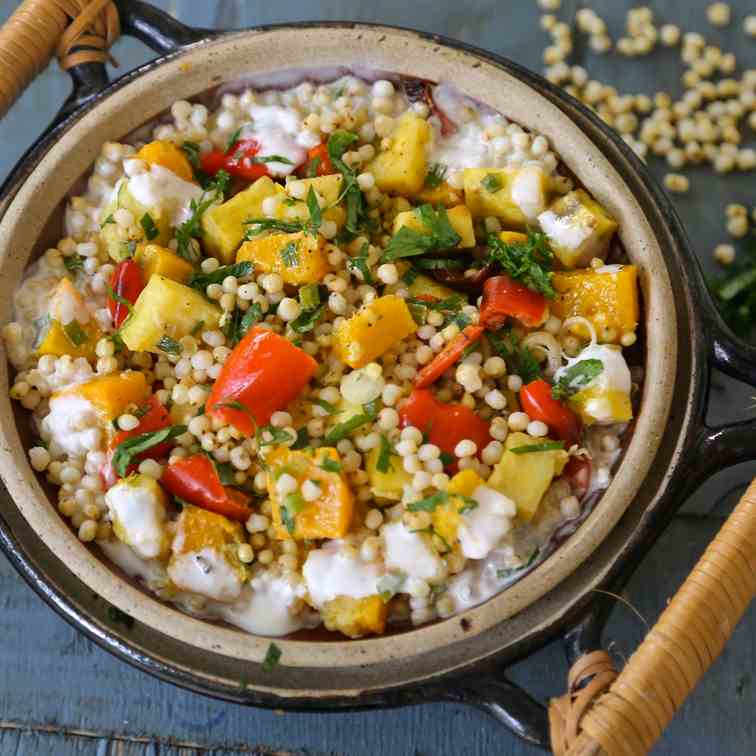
0,23,688,701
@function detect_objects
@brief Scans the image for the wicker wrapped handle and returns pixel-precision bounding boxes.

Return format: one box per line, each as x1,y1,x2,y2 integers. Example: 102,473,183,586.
551,477,756,755
0,0,119,119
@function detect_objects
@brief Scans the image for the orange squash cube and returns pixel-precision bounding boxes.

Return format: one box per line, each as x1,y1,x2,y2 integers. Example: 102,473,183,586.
236,231,329,285
136,243,194,284
321,595,388,638
55,371,150,421
136,140,195,182
268,447,353,540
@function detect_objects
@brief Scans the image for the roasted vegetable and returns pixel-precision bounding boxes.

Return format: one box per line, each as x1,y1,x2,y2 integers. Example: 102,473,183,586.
55,371,149,423
393,204,476,248
366,443,412,501
464,166,551,226
321,595,388,638
135,243,194,284
136,140,195,182
236,231,329,285
368,113,432,194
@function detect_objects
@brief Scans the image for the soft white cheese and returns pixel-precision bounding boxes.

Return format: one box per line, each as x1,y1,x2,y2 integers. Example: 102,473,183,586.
167,547,242,603
458,485,517,560
511,165,547,221
245,105,312,175
429,121,496,171
98,537,168,589
381,522,445,581
41,394,102,458
537,208,592,251
105,479,167,560
127,164,204,225
303,543,384,607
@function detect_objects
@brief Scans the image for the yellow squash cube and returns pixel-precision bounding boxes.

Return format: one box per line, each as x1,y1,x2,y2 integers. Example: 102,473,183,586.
173,505,246,555
464,166,551,227
136,140,195,183
136,243,194,284
120,275,221,353
432,469,486,545
268,447,353,540
487,432,569,521
333,294,418,369
537,189,618,268
552,265,639,343
368,113,432,194
35,318,100,361
415,181,464,207
366,445,412,501
321,595,388,638
55,371,149,421
201,176,285,263
393,204,476,248
285,174,343,205
236,231,329,285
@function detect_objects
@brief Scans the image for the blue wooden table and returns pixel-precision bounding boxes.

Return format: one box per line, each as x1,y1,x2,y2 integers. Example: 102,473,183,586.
1,2,754,753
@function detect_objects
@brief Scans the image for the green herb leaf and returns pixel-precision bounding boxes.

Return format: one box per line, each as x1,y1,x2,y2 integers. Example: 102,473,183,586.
407,491,449,512
112,425,187,477
439,451,454,467
63,320,88,346
424,163,447,189
243,218,306,238
256,425,295,447
109,331,125,354
377,573,406,603
281,492,305,534
402,266,420,285
510,440,565,454
290,304,324,334
213,400,247,413
304,186,322,237
175,176,228,262
101,214,115,226
247,154,295,166
191,320,205,336
313,398,338,415
298,283,321,311
496,549,540,579
157,335,181,355
481,173,503,193
140,213,159,241
708,237,756,337
280,242,300,268
487,329,542,384
104,283,134,315
189,261,254,292
262,642,282,672
551,359,603,401
411,256,466,271
319,455,342,473
306,155,321,178
376,435,396,473
63,254,84,273
240,303,263,336
410,525,452,553
327,131,365,234
226,127,243,152
322,400,379,445
486,230,555,298
180,141,201,169
347,241,373,285
120,240,137,258
457,495,479,514
215,461,236,486
382,205,461,261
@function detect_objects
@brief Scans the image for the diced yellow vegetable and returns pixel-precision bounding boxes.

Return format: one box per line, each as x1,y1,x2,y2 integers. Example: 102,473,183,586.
236,231,329,285
321,595,388,638
100,181,171,261
407,273,458,301
368,113,432,194
268,447,353,540
35,318,99,361
120,275,221,353
366,445,412,501
499,231,528,245
333,294,418,369
201,176,285,263
392,204,476,248
538,189,617,268
432,470,485,545
279,199,347,230
286,174,343,205
415,181,464,207
136,140,195,183
55,371,149,420
136,243,194,284
571,386,633,426
487,432,568,521
552,265,639,343
464,166,551,227
447,469,485,498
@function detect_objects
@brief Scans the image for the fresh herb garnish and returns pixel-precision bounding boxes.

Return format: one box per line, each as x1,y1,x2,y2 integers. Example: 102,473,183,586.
243,218,306,238
509,440,565,454
175,172,229,262
140,213,159,241
323,400,380,445
157,335,181,355
190,320,205,336
104,283,134,315
376,435,396,473
382,204,461,261
439,451,455,467
225,127,243,152
347,241,373,284
496,549,540,579
63,254,84,273
487,329,542,384
290,304,324,334
101,214,115,226
298,283,321,311
411,525,452,553
407,491,449,512
281,491,305,534
319,455,342,473
189,261,254,292
213,400,247,413
424,163,447,189
306,155,321,178
402,266,420,286
458,495,479,514
109,332,125,354
239,303,263,335
377,573,406,603
327,130,365,234
112,425,187,477
180,141,201,169
262,642,282,672
313,398,338,415
120,240,137,258
551,359,603,401
481,173,503,193
280,242,300,268
256,425,295,447
304,186,322,237
411,256,466,271
292,427,312,450
486,230,555,298
63,320,88,346
215,461,236,486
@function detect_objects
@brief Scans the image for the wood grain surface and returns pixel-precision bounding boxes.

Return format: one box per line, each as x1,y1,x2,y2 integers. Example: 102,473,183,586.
0,1,754,754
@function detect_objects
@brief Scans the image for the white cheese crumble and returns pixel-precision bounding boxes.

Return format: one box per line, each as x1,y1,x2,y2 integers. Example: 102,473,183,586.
167,546,242,603
303,543,384,607
105,479,167,560
41,394,102,458
458,485,517,560
381,522,445,581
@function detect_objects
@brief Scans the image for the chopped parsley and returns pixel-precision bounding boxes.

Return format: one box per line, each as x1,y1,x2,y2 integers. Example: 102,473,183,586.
481,173,503,193
256,425,295,447
280,242,300,268
189,261,254,292
347,241,373,284
291,427,312,450
262,642,282,671
486,230,555,298
174,172,230,262
509,440,565,454
190,320,205,336
458,495,479,514
157,335,181,355
411,256,465,271
376,435,396,473
213,400,247,413
290,304,324,334
304,186,322,237
120,240,137,258
140,212,159,241
551,359,603,401
63,320,88,346
382,204,461,261
180,141,201,169
225,126,243,152
244,154,295,166
101,213,115,226
319,455,342,473
487,329,541,384
222,302,263,346
104,283,134,316
424,163,447,189
313,398,338,415
281,492,304,534
112,425,187,477
496,549,540,579
377,573,406,603
708,237,756,337
63,254,84,273
407,491,449,512
323,400,379,445
327,130,365,234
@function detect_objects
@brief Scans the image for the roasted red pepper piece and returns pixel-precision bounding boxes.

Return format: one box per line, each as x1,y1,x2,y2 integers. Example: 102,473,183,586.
399,389,490,465
299,143,335,176
108,260,145,328
205,326,317,436
519,379,581,446
161,453,252,521
562,456,592,499
480,274,549,330
200,138,270,182
414,325,485,389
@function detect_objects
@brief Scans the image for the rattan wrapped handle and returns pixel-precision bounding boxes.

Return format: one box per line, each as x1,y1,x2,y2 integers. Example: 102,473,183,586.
551,478,756,755
0,0,119,119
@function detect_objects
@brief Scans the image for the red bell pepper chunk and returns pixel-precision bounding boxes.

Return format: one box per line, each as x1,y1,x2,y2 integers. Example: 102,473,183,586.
414,325,485,389
108,260,145,328
161,453,252,521
101,395,172,487
480,275,549,330
200,138,270,182
300,143,335,176
519,379,581,446
399,389,490,465
205,326,317,436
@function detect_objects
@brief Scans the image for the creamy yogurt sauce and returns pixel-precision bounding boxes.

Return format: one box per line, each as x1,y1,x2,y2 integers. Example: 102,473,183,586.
127,165,204,225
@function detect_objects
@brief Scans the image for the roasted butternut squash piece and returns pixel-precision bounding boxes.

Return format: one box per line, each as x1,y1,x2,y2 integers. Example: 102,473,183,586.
393,204,476,248
120,275,221,353
431,469,485,545
236,231,329,285
202,176,285,263
268,447,353,540
415,181,464,207
35,318,99,361
135,243,194,284
368,113,432,194
285,174,343,205
365,445,412,501
333,294,418,368
321,595,388,638
551,265,639,343
464,166,551,226
487,432,569,521
136,140,195,182
55,371,149,421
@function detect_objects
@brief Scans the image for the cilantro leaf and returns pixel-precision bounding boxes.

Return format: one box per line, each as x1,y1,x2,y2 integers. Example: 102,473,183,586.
407,491,449,512
63,254,84,273
281,492,304,534
424,163,447,189
256,425,295,447
189,261,254,292
140,213,159,241
327,131,365,233
290,304,324,333
63,321,88,346
347,241,373,284
112,425,187,477
481,173,503,193
551,359,603,401
487,329,541,384
322,400,379,445
174,175,229,262
486,230,555,298
180,141,201,169
243,218,305,239
382,205,461,261
509,440,565,454
304,186,322,237
319,455,342,473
